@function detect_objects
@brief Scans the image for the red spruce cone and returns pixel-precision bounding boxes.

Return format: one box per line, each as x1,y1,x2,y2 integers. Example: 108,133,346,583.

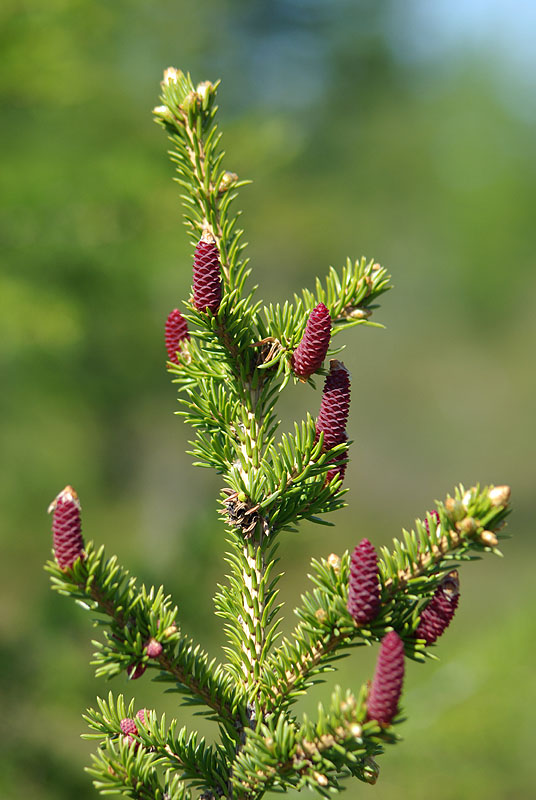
367,631,405,725
325,432,349,485
315,360,351,450
120,717,138,746
347,538,381,624
416,571,460,645
192,231,222,313
165,308,189,363
136,709,148,725
48,486,84,570
291,302,332,379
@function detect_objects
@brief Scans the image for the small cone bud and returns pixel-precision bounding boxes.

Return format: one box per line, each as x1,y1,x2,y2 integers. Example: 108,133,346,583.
162,67,179,85
120,717,138,746
457,516,478,536
313,772,328,787
367,631,405,725
218,171,238,193
165,308,190,363
480,530,498,547
445,496,464,522
488,485,511,507
192,232,222,314
315,360,351,451
136,709,148,725
327,553,341,572
48,486,84,570
416,571,460,645
291,303,332,379
347,539,381,625
146,638,163,658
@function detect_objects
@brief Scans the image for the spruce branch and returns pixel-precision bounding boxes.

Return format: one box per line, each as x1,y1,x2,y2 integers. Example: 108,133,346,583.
46,542,236,725
84,694,230,797
155,69,250,292
45,66,513,800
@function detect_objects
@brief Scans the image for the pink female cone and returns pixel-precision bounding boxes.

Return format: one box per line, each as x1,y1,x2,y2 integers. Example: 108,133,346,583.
120,717,138,746
347,539,381,624
48,486,84,570
192,231,222,313
367,631,405,725
416,572,459,645
315,360,351,451
165,308,189,363
291,303,332,379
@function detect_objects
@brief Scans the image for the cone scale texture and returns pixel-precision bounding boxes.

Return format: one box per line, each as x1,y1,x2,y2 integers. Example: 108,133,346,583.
291,303,332,379
416,572,459,645
315,360,351,451
367,631,405,725
192,231,222,313
165,309,189,363
120,717,138,746
347,539,381,624
49,486,84,570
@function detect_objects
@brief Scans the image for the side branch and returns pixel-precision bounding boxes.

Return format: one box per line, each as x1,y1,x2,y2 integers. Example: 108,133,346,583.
46,543,237,725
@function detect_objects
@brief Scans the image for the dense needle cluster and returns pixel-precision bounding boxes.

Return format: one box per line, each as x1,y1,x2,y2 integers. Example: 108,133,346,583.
291,302,332,379
192,231,222,313
367,631,405,725
347,539,381,624
48,486,84,570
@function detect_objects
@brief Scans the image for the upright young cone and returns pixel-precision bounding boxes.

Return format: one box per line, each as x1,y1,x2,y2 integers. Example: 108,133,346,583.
165,308,190,363
291,302,332,379
192,231,222,313
416,571,460,645
347,538,381,624
367,631,405,725
315,360,351,450
48,486,84,570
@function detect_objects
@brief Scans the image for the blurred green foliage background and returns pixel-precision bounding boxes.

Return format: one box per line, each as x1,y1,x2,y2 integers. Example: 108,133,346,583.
1,1,535,798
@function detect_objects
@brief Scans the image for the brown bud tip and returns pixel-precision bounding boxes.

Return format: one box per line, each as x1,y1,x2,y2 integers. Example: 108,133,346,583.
480,530,499,547
445,496,465,521
315,361,351,451
146,638,163,658
291,303,332,379
457,516,478,536
416,573,460,645
218,171,238,193
193,234,222,313
347,539,381,625
367,631,405,725
165,308,190,363
315,608,328,623
313,772,328,787
162,67,179,85
327,553,341,572
120,717,138,746
163,623,178,638
49,486,84,570
488,485,511,507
